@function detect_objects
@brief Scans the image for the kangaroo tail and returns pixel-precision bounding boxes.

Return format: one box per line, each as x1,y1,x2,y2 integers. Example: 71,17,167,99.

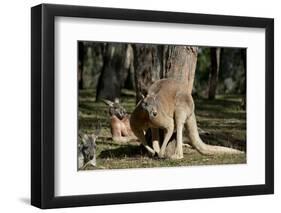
191,138,244,155
186,112,244,155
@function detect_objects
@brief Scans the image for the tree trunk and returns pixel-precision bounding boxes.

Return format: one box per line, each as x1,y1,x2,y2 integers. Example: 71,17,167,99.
133,45,198,102
241,49,246,94
240,49,246,109
133,44,162,103
123,44,135,90
78,42,84,89
163,46,198,94
80,42,104,89
96,43,130,101
208,47,221,100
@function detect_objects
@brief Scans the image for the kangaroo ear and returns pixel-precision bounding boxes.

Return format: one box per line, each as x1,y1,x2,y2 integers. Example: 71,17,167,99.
78,142,83,151
84,134,90,142
102,99,114,107
140,93,145,100
80,134,89,145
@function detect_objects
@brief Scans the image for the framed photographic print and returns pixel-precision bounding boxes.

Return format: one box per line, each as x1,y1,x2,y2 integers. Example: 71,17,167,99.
31,3,274,209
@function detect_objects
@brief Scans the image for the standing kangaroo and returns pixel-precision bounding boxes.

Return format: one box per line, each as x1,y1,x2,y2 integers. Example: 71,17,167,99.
130,79,243,159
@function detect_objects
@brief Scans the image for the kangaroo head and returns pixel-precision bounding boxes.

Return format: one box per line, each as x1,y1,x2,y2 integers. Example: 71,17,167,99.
78,122,101,168
103,99,127,120
79,133,97,167
141,95,158,118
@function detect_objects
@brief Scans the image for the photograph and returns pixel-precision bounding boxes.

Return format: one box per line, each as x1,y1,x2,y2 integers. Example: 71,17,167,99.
77,42,247,170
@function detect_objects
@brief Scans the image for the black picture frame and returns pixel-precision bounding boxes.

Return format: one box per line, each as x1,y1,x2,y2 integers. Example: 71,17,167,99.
31,3,274,209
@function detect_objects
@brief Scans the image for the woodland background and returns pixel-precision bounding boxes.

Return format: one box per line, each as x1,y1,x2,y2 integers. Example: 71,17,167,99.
78,42,246,101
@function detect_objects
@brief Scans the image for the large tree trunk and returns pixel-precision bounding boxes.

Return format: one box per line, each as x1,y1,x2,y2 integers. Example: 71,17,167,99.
96,43,131,101
133,44,162,103
163,46,198,94
133,45,198,102
208,47,221,100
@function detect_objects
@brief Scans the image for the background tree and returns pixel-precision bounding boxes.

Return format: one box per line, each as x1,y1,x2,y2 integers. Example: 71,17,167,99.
208,47,221,100
123,44,135,90
240,49,246,109
133,44,162,103
133,45,198,103
78,42,84,89
79,42,104,89
78,42,246,103
163,46,198,94
96,43,133,101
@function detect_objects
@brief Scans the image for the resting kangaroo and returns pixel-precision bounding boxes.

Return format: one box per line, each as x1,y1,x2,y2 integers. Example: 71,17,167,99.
78,123,101,169
130,79,243,159
103,99,137,143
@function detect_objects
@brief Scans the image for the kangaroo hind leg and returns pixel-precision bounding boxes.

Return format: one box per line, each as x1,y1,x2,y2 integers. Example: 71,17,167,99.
172,107,188,159
151,128,160,154
158,118,174,158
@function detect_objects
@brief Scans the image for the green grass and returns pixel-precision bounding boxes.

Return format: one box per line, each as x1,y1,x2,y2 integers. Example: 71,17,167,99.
79,89,246,170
